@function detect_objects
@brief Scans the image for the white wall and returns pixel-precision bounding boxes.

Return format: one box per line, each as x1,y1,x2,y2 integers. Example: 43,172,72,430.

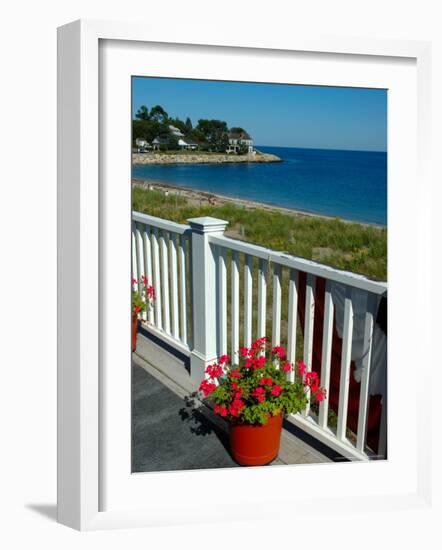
0,0,441,547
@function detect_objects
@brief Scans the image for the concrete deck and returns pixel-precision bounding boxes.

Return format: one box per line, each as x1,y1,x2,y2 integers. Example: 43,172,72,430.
132,329,337,472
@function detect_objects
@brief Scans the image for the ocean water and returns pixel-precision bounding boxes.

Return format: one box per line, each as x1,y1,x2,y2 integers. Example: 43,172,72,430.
132,146,387,225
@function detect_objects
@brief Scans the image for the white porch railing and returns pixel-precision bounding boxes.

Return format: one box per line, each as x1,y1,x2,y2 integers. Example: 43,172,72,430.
132,211,388,462
132,212,192,353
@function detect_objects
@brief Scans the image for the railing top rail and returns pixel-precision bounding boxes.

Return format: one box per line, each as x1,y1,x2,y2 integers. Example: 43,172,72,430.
209,234,387,295
133,211,190,236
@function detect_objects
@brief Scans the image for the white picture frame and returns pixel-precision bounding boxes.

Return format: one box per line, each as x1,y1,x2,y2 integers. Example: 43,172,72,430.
57,19,432,531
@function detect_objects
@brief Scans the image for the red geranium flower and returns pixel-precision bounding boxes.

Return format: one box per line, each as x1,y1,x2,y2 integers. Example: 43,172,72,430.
251,387,265,402
229,369,241,379
282,362,291,373
314,388,327,402
199,379,217,397
229,399,244,417
270,384,282,397
297,359,307,376
305,371,319,392
250,337,268,355
205,363,224,379
272,345,286,360
214,404,228,417
219,354,230,365
256,356,266,369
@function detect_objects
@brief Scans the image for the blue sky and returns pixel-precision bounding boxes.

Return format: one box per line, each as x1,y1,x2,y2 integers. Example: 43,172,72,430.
132,77,387,152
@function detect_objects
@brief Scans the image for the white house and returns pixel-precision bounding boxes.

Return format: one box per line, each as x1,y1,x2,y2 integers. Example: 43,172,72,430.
135,138,151,152
226,130,254,154
178,138,198,150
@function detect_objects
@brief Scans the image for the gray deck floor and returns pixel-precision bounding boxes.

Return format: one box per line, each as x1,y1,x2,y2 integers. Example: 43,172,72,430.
132,330,334,472
132,362,238,471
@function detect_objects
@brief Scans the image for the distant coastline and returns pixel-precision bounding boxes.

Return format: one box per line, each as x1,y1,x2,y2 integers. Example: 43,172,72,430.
132,151,282,165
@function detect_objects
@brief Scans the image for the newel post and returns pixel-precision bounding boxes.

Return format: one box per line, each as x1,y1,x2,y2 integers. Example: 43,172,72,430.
187,217,228,383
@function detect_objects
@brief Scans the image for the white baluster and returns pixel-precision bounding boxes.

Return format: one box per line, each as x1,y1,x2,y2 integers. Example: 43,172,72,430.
356,292,376,451
131,225,138,283
257,258,267,344
272,263,282,350
231,250,240,364
135,224,147,321
318,280,334,429
169,233,179,339
151,227,162,330
218,246,227,356
244,254,253,348
287,269,298,382
178,235,188,345
303,273,316,416
159,230,170,334
143,226,154,324
337,286,354,441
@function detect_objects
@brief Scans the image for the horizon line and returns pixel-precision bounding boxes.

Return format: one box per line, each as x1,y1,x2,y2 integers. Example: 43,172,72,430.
257,144,387,153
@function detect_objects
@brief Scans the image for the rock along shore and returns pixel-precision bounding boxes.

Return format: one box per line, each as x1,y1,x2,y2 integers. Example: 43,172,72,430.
132,151,282,165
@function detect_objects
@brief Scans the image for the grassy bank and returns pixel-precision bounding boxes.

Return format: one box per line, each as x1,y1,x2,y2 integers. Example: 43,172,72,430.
132,186,387,280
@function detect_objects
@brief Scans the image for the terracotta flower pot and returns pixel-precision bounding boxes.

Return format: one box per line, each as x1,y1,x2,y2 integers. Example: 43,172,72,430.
229,413,283,466
131,314,138,352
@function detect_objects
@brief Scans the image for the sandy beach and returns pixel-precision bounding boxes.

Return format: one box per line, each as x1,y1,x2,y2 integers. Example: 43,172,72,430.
132,178,383,228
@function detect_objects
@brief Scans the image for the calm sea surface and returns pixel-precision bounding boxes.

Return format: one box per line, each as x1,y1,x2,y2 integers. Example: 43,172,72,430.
132,146,387,225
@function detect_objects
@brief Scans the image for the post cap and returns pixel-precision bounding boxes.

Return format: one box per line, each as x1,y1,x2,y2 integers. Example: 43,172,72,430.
187,216,229,234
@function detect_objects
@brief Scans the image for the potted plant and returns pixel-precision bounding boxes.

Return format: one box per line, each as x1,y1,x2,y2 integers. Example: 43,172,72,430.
198,337,326,466
131,275,155,352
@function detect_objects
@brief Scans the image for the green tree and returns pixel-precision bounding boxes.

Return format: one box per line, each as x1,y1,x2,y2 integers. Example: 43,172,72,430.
132,120,170,145
135,105,150,120
149,105,169,123
185,117,193,132
188,128,205,143
196,119,229,152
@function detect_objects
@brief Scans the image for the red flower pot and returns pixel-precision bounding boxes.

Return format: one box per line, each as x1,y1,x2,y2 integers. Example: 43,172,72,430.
230,413,283,466
132,314,138,352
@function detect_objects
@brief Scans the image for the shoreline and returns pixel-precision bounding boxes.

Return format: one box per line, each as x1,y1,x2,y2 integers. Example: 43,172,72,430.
132,151,282,165
132,178,386,229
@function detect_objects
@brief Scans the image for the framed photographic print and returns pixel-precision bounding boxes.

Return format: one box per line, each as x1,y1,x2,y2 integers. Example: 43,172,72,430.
57,19,432,530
